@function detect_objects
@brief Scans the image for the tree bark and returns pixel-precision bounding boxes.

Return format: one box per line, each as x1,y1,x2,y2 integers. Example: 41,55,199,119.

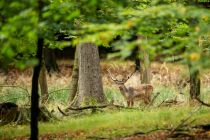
31,0,43,139
68,47,79,104
141,51,151,84
44,46,59,74
72,43,107,107
39,62,48,104
31,37,43,140
189,64,200,100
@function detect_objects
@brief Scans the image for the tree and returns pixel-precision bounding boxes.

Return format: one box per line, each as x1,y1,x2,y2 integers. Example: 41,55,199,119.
31,36,43,140
189,64,200,100
71,43,107,107
77,0,210,102
39,59,49,104
68,47,79,104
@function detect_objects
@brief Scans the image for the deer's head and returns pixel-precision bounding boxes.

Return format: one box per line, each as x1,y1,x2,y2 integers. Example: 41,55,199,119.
107,67,136,90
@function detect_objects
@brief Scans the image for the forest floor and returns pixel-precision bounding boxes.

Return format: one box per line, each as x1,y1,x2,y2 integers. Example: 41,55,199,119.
0,60,210,139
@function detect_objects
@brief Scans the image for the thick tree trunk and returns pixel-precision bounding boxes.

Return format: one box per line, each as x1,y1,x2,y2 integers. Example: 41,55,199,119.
68,47,79,104
39,63,48,103
31,37,43,140
72,43,107,107
189,64,200,100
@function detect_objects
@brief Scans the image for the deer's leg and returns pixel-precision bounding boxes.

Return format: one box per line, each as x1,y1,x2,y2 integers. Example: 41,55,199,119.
144,98,149,104
127,101,131,107
131,101,134,107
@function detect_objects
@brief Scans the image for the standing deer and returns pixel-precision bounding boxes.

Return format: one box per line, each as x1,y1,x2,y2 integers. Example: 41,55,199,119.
107,68,153,107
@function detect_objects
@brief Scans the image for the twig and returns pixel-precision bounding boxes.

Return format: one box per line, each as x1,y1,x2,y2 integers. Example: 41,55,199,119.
195,97,210,107
48,88,70,95
141,92,161,110
0,85,29,94
57,106,69,116
151,92,160,105
157,99,167,107
168,106,201,137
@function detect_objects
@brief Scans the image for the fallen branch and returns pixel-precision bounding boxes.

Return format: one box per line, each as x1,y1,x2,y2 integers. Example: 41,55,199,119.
57,106,69,116
168,106,201,137
195,97,210,107
57,104,140,116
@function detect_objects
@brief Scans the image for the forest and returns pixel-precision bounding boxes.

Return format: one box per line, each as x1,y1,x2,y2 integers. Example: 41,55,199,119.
0,0,210,139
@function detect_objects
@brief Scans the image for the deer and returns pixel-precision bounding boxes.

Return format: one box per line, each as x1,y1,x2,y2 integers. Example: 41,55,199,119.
107,67,153,107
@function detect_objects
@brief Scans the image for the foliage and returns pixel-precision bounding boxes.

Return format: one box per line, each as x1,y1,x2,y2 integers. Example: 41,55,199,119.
74,1,210,71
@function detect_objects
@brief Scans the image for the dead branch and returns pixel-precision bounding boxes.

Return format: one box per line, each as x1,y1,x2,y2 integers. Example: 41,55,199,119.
195,97,210,107
58,104,140,116
48,88,70,95
168,106,201,137
57,106,69,116
150,92,160,106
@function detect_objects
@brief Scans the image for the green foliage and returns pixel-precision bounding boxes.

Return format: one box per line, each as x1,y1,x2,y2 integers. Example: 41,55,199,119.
1,0,210,71
0,0,37,69
74,1,210,70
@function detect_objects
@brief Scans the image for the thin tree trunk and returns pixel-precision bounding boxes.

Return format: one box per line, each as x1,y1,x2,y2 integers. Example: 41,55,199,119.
68,47,79,104
141,51,151,84
31,0,43,139
135,58,141,71
31,37,43,140
189,64,200,100
72,43,107,107
39,63,48,103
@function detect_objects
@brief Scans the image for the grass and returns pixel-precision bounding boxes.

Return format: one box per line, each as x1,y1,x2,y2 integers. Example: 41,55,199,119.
0,106,210,139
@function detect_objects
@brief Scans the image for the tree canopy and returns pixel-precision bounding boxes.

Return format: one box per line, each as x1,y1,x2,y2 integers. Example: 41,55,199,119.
0,0,210,71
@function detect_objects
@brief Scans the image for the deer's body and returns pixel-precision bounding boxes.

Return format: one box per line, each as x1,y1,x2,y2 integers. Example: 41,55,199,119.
107,68,153,107
118,84,153,107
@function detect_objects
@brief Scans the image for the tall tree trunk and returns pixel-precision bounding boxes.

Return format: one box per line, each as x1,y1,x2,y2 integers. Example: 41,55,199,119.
31,37,43,140
72,43,107,107
189,64,200,100
31,0,43,139
133,46,141,72
135,58,141,71
141,51,151,84
39,62,48,104
68,47,79,104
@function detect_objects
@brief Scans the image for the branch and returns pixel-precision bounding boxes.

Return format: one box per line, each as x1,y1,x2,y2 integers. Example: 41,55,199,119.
195,97,210,107
168,106,201,136
48,88,70,95
67,104,127,110
0,85,29,94
58,104,140,116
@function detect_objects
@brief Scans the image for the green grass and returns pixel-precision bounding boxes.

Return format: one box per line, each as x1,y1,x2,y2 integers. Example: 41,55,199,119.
0,106,210,139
